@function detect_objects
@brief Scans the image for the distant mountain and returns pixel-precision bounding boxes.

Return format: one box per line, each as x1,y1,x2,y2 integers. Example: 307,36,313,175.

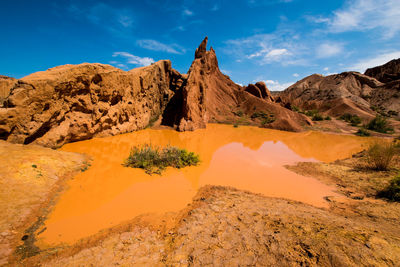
276,58,400,121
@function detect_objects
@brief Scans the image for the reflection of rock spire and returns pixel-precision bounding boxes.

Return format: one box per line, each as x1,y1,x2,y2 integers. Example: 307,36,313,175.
194,36,208,59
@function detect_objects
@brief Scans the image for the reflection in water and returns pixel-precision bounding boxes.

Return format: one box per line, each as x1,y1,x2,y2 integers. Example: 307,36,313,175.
38,124,376,245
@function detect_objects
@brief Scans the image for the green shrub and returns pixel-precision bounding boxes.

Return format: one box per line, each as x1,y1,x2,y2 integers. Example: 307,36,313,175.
251,111,266,119
340,113,361,126
251,111,275,125
366,115,393,133
377,175,400,202
355,128,370,137
305,110,319,117
324,116,331,120
123,144,200,174
291,106,300,112
233,123,238,128
233,110,244,117
312,114,324,121
366,142,396,171
261,116,276,125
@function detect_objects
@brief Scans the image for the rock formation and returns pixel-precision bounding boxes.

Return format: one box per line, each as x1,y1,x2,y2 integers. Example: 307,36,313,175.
277,72,383,119
165,37,310,132
244,82,274,101
0,76,16,105
365,58,400,83
277,60,400,120
0,61,183,147
0,37,311,148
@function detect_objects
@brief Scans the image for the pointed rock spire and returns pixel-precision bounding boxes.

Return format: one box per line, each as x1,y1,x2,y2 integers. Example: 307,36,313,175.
194,36,208,59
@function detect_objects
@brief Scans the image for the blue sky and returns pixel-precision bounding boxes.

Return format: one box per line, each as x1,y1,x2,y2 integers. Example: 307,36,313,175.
1,0,400,90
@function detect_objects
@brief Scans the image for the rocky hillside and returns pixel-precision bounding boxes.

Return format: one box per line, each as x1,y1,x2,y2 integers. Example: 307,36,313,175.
277,58,400,121
0,37,311,148
365,58,400,83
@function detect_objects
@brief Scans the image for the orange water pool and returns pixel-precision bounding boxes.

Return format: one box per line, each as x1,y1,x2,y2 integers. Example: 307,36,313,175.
37,124,376,245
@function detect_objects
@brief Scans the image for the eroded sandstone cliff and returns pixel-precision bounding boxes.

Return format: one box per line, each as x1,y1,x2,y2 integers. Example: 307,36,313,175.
0,61,182,147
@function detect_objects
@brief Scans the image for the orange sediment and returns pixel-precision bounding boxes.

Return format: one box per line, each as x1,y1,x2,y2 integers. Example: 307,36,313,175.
37,124,377,245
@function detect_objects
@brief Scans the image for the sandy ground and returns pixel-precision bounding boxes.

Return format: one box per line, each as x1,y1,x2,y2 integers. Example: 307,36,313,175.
23,184,399,266
0,141,88,266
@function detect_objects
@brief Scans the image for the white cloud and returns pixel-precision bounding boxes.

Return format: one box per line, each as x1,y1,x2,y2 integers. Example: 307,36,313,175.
316,43,343,58
112,52,154,67
137,40,186,54
349,51,400,72
264,48,291,61
323,67,329,71
118,15,133,28
183,9,193,16
117,63,128,69
293,73,299,77
225,31,307,66
321,0,400,39
263,80,294,91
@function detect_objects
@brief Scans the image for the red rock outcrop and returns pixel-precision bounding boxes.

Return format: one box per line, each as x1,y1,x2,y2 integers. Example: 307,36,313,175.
365,58,400,83
175,38,241,131
0,61,183,147
244,82,274,101
171,37,311,132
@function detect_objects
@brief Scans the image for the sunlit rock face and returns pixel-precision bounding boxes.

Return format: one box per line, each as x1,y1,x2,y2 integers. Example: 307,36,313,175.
171,37,311,132
0,37,311,147
0,61,184,147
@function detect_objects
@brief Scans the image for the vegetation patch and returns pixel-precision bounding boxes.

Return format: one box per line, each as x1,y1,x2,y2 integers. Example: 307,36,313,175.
251,111,276,125
366,142,396,171
378,175,400,202
305,109,319,117
355,128,370,137
312,114,324,121
123,144,200,174
233,110,244,117
340,113,361,126
366,115,393,133
304,109,325,121
291,105,300,112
